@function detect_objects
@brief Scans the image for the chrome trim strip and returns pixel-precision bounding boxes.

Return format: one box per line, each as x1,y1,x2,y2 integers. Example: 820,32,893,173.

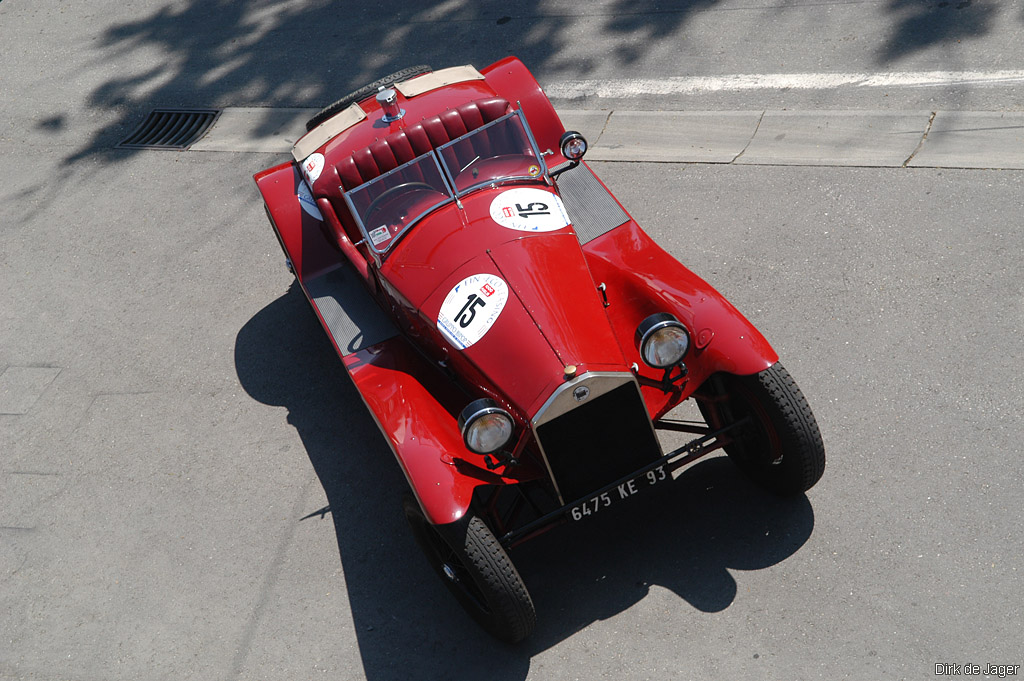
531,371,635,427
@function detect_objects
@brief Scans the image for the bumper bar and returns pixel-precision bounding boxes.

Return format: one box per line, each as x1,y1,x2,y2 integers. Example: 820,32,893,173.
498,419,746,547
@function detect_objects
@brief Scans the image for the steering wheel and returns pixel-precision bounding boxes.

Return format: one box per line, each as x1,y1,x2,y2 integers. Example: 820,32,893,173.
363,182,440,222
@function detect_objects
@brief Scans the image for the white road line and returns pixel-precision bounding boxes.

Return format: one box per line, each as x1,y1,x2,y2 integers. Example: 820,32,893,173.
545,71,1024,98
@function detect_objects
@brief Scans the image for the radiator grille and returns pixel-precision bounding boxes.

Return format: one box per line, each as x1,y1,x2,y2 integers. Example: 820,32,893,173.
536,382,661,502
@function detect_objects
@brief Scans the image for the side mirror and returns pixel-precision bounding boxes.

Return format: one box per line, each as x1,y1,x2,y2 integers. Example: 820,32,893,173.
560,131,587,161
552,131,588,177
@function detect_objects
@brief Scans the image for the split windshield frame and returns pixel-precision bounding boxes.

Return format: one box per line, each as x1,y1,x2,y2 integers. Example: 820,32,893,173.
341,109,547,256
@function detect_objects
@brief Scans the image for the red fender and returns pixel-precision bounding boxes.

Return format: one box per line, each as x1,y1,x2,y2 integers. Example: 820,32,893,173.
583,220,778,418
254,162,367,281
343,336,531,526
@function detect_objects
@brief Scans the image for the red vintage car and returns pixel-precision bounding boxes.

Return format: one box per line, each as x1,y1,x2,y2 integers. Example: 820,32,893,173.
254,58,824,643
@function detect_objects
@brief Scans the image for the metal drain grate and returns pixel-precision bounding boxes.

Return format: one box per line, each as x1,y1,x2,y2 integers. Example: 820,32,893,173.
118,108,221,149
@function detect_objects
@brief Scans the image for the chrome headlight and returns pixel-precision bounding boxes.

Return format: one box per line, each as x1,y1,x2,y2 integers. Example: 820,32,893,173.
635,313,690,368
458,398,514,454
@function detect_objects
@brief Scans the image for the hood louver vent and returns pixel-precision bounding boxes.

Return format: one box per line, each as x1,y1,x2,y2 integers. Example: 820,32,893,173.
118,108,220,149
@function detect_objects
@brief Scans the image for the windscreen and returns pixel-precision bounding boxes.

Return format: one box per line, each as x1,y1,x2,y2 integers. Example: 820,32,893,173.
342,110,547,255
437,112,547,195
343,153,453,253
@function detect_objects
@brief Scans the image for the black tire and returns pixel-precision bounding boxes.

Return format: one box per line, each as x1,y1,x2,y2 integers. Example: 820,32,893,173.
402,495,536,643
305,65,433,131
697,362,825,495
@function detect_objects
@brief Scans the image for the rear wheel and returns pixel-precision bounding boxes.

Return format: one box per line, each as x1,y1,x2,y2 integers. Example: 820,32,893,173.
305,65,433,131
402,495,536,643
698,362,825,495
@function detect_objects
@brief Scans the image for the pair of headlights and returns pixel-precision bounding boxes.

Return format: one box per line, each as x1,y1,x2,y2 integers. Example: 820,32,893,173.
457,313,690,456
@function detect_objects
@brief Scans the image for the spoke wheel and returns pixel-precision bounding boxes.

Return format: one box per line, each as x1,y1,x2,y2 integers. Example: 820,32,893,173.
402,495,536,643
698,362,825,495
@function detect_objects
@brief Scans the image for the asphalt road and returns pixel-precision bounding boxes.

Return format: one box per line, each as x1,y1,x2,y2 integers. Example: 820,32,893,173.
1,1,1022,680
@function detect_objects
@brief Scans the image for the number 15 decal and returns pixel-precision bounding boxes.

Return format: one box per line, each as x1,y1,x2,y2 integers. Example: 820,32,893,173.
515,202,549,217
490,187,569,232
455,294,486,328
437,275,510,349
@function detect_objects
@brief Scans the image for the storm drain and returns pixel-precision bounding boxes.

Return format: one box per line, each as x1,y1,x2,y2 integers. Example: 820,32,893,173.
118,108,221,149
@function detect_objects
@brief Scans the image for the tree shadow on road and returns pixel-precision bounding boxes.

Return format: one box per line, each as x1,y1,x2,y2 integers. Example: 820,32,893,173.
876,0,997,64
63,0,574,167
599,0,721,65
235,284,815,680
63,0,1008,169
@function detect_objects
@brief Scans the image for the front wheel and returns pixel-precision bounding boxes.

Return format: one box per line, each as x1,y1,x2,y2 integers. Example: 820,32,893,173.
698,362,825,495
403,495,536,643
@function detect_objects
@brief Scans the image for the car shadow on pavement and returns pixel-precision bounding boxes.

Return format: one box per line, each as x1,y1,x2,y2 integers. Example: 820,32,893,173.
514,457,814,645
236,285,814,680
236,284,533,680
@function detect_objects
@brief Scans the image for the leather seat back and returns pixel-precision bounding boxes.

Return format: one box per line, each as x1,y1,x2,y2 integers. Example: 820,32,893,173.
318,97,512,245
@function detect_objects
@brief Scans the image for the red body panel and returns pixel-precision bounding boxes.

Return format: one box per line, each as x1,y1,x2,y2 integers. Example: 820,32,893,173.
255,167,546,525
380,191,524,309
480,57,569,162
486,233,628,414
379,184,630,421
489,232,624,371
420,253,566,414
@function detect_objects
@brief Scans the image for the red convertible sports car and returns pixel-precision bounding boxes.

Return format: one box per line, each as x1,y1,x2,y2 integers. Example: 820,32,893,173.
255,58,824,642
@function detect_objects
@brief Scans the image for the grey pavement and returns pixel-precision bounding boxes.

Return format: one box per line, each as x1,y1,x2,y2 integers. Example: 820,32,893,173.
3,1,1023,680
193,107,1024,169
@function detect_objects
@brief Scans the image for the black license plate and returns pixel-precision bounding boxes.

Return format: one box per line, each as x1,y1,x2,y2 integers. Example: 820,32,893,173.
568,464,668,521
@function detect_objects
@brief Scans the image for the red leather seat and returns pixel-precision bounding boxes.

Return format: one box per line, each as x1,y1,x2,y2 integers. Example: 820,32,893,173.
318,97,512,245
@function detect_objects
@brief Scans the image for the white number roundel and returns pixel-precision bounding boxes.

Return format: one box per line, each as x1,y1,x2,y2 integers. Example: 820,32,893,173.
436,274,509,349
300,152,325,185
489,187,570,232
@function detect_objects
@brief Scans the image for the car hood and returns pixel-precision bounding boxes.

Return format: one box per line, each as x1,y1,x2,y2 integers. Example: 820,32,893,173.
386,185,627,415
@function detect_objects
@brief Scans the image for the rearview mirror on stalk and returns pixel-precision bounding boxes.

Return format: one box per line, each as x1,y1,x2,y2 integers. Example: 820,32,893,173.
552,131,588,177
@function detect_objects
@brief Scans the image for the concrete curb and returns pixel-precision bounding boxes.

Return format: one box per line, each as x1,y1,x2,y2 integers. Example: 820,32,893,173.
188,107,315,153
908,112,1024,169
192,107,1024,170
735,111,930,167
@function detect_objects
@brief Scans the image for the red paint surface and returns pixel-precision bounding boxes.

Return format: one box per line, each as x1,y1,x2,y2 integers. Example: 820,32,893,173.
583,219,778,418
